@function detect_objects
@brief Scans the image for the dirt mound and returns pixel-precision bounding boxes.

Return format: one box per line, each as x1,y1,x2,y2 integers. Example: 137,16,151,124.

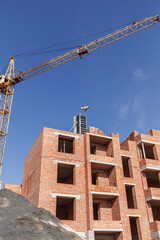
0,189,83,240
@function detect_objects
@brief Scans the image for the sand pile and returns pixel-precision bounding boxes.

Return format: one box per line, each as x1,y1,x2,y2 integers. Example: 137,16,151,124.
0,189,83,240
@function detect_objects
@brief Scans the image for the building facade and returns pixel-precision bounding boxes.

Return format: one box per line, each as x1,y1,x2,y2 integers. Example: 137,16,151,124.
4,126,160,240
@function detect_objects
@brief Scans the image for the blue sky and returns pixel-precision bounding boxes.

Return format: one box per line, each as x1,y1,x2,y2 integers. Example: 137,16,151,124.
0,0,160,185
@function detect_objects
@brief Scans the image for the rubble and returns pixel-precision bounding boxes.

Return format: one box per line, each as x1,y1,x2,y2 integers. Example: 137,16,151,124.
0,189,83,240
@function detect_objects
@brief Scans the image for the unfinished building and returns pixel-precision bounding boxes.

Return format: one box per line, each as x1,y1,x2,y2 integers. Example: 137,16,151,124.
4,126,160,240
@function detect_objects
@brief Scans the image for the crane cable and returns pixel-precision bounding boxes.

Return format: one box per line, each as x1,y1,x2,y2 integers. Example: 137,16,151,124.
14,46,78,58
79,52,90,109
0,60,10,75
13,22,131,59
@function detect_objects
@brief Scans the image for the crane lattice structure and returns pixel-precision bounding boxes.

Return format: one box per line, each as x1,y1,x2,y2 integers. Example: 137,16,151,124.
0,15,159,187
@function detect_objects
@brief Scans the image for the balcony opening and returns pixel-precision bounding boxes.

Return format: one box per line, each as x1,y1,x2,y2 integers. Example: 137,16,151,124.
56,196,75,220
144,144,155,159
57,163,75,184
90,135,113,157
58,136,74,154
125,185,137,209
93,196,120,221
91,163,117,187
121,156,132,178
151,202,160,221
138,143,155,160
92,172,97,185
95,232,121,240
93,202,100,220
129,217,139,240
146,171,160,188
91,145,96,154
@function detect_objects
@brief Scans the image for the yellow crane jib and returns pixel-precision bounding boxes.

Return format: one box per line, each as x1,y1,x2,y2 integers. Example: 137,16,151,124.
0,14,159,188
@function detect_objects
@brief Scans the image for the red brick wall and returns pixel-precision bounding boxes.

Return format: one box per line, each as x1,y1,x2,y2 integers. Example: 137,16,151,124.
3,184,21,194
100,200,112,221
95,144,106,156
109,167,117,187
6,126,160,239
37,127,88,232
21,129,43,206
96,170,109,186
112,197,120,221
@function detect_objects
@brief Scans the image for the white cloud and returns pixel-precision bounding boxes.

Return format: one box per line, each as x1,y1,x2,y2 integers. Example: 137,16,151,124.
133,68,149,81
138,116,145,129
119,103,130,119
133,94,141,111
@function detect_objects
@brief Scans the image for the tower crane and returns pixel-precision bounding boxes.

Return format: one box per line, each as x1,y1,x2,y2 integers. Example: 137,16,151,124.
0,15,159,187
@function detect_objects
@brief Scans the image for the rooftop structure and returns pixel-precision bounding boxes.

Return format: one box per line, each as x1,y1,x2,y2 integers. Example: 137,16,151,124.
4,126,160,240
73,113,87,134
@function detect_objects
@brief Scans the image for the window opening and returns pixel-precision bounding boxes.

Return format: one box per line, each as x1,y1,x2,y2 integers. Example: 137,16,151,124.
125,185,136,209
58,137,74,154
91,164,117,187
144,144,155,159
129,217,139,240
90,136,113,157
95,233,116,240
57,163,74,184
138,143,155,160
56,197,75,220
151,203,160,221
90,145,96,154
92,172,97,185
93,197,120,221
146,171,160,188
122,156,132,178
93,202,100,220
65,212,68,220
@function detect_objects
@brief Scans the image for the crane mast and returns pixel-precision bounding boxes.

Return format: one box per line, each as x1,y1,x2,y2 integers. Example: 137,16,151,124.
0,58,15,187
0,15,159,187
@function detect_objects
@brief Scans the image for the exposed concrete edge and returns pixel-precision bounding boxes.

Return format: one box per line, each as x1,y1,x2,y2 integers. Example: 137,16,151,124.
140,164,160,172
120,154,132,158
88,133,113,140
93,228,123,232
53,160,80,167
91,191,119,196
123,182,136,186
51,192,80,199
136,139,160,146
126,214,141,217
54,132,80,139
90,160,117,166
146,196,160,201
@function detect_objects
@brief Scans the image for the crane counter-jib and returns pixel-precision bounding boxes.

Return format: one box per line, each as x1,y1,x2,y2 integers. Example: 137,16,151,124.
0,14,159,187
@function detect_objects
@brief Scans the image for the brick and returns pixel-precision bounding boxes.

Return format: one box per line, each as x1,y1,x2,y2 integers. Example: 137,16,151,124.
5,127,160,240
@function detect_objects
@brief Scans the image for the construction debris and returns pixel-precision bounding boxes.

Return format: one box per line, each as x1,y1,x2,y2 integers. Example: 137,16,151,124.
0,189,83,240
